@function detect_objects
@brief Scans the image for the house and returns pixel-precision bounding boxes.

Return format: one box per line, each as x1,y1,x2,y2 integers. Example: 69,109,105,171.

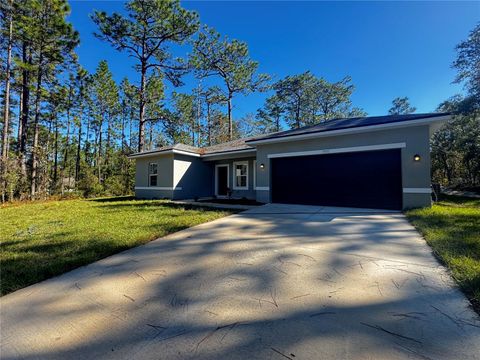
129,113,450,210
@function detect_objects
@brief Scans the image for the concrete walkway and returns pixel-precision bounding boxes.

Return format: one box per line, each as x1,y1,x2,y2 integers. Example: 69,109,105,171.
1,204,479,359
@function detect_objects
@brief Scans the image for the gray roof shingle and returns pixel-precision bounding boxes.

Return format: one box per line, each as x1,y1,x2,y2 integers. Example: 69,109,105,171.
202,137,256,154
129,137,255,158
246,113,450,143
129,143,201,157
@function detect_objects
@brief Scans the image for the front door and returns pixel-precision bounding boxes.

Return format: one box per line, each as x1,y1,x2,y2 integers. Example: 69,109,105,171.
216,165,229,197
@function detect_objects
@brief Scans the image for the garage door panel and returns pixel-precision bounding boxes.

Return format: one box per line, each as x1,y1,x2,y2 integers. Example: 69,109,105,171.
271,149,402,210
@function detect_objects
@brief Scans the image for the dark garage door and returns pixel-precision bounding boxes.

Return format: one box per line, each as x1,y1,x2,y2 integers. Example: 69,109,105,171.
271,149,402,210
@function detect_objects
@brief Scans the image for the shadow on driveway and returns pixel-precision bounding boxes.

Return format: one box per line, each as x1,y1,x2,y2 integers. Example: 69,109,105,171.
1,204,479,359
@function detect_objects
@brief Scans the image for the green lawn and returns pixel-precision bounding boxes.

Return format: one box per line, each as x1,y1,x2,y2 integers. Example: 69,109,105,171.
0,197,234,295
406,195,480,311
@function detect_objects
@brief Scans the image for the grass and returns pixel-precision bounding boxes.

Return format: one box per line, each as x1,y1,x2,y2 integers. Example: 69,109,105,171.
0,197,234,296
406,195,480,311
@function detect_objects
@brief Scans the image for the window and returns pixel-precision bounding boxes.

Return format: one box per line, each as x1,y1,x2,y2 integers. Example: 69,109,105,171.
149,162,158,187
233,161,248,190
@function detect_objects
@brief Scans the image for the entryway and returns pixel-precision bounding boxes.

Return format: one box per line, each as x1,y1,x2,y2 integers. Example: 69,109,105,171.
215,164,229,197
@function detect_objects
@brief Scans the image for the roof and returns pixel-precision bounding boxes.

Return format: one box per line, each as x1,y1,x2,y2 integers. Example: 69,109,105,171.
129,112,450,159
129,143,201,158
246,113,450,143
128,137,255,158
202,137,256,155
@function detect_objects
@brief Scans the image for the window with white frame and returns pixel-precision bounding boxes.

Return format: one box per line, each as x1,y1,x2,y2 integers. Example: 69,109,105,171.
233,161,248,190
253,160,257,189
149,162,158,187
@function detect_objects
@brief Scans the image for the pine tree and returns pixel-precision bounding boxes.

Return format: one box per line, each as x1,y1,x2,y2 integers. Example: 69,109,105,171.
20,0,79,197
191,26,269,140
388,97,416,115
92,0,199,152
91,60,119,184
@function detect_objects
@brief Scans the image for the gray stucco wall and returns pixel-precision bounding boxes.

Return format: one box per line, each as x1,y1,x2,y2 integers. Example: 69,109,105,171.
172,154,214,200
212,156,257,200
134,153,215,200
134,154,174,199
134,125,434,208
135,188,174,199
254,125,432,209
134,153,258,201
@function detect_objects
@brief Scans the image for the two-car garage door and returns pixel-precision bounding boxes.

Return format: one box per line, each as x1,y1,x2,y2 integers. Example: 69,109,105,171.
271,149,402,210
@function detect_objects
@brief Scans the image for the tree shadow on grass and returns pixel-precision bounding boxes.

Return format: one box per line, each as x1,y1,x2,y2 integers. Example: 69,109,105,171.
97,200,240,214
88,196,136,203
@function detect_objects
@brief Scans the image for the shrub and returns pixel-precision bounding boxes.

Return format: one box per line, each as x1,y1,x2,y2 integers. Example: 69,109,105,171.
77,171,103,198
104,175,126,196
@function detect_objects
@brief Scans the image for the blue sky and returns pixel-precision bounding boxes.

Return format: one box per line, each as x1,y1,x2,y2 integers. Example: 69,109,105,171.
69,1,479,118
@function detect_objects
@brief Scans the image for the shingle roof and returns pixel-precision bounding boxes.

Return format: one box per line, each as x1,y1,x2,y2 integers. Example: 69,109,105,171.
202,137,256,155
129,113,450,158
246,113,450,143
172,144,201,153
129,143,201,157
128,137,255,158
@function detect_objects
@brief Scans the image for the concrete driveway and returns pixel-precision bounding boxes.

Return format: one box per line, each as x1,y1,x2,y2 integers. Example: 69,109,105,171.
1,204,479,360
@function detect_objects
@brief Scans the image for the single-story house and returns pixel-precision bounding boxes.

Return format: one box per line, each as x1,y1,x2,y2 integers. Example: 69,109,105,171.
129,113,450,210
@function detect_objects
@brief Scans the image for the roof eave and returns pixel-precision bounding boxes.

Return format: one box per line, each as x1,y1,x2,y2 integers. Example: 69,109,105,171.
128,148,201,159
246,115,452,145
201,148,256,160
128,147,256,160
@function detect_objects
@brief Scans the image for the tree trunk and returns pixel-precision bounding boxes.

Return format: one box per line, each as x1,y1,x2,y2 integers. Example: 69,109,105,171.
191,119,195,146
14,90,24,201
61,85,73,189
44,118,53,197
129,106,133,150
149,122,153,150
1,0,13,203
106,113,111,167
465,159,474,186
19,43,31,178
61,118,70,193
75,115,82,181
195,89,201,147
227,94,233,140
442,153,452,185
54,115,59,185
31,53,44,198
121,103,126,152
138,61,147,152
85,109,91,165
1,1,13,160
207,102,211,146
191,124,195,146
97,118,103,183
75,83,84,182
93,127,98,179
16,91,23,154
295,101,300,129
